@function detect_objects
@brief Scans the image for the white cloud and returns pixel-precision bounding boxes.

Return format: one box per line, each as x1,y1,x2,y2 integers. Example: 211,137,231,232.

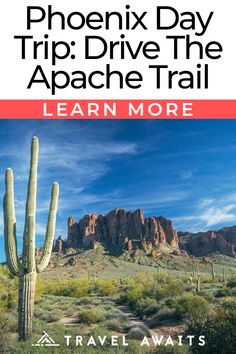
199,204,236,227
198,198,215,209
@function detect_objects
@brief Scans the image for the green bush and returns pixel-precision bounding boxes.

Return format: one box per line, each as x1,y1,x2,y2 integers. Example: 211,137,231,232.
0,266,18,311
136,297,158,314
196,291,214,302
32,318,47,334
156,309,179,322
128,325,150,339
154,273,175,284
94,279,118,296
222,300,236,311
34,308,63,323
119,276,183,315
41,279,91,298
0,313,10,352
215,287,231,297
152,345,189,353
185,307,236,353
119,283,145,310
175,293,209,321
105,319,128,332
78,309,105,324
156,282,182,300
227,278,236,288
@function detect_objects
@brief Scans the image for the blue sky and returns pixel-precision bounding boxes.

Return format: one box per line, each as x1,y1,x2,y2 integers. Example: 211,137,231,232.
1,119,236,261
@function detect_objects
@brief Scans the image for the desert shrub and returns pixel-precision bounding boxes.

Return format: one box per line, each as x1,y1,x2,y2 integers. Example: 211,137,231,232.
119,277,135,286
128,324,151,339
156,309,179,322
118,276,182,315
43,310,62,323
128,327,147,340
105,311,127,322
41,279,91,297
175,293,209,321
105,319,128,332
196,291,214,302
140,302,159,316
7,313,18,332
34,309,43,318
200,274,215,283
0,313,10,352
222,300,236,311
94,279,118,296
32,317,47,334
119,283,145,310
154,273,175,284
185,307,236,354
65,308,76,317
0,266,18,311
230,287,236,295
135,272,153,284
35,308,62,322
136,297,158,314
103,304,113,311
215,287,231,297
78,296,93,305
156,281,182,300
227,278,236,288
165,297,177,309
152,345,189,353
78,309,105,324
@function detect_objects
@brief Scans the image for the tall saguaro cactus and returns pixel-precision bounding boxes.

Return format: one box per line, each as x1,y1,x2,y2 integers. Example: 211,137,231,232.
3,137,59,341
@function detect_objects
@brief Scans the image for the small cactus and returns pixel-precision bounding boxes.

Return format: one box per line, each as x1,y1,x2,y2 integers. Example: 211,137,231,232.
211,262,215,281
3,137,59,341
196,270,201,292
192,265,195,279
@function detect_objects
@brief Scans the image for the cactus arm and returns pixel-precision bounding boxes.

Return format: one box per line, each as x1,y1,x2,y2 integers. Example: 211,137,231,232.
3,169,21,276
37,182,59,273
22,137,38,271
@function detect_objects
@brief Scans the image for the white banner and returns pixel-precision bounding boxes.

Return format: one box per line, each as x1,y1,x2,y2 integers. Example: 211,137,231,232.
0,0,235,99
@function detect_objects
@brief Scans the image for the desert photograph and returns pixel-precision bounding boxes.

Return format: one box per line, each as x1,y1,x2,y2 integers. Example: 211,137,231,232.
1,120,236,354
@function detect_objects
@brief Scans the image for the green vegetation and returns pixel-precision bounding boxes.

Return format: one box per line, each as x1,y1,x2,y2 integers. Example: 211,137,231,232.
41,279,92,297
128,323,151,339
78,308,105,324
94,279,118,296
185,302,236,353
2,249,236,353
175,293,209,321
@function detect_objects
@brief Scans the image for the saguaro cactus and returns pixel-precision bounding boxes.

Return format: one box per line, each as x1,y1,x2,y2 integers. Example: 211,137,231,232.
3,137,59,341
211,262,215,282
192,265,195,279
196,269,201,292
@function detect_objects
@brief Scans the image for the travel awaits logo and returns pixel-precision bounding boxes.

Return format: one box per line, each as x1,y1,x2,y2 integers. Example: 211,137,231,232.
32,332,60,347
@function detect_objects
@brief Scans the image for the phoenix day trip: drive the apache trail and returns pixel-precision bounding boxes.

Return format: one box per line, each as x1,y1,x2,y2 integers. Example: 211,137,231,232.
13,5,223,94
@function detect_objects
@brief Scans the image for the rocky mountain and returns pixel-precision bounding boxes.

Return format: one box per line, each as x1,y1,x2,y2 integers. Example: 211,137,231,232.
179,226,236,257
54,208,179,255
54,208,236,258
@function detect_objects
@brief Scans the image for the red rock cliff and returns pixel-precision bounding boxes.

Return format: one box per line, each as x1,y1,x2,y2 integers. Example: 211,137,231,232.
66,208,179,251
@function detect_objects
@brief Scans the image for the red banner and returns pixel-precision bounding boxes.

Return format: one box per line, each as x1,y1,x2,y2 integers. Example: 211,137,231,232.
0,100,236,119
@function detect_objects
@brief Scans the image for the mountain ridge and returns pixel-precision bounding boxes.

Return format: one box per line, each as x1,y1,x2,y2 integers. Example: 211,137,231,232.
54,208,179,256
54,208,236,258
